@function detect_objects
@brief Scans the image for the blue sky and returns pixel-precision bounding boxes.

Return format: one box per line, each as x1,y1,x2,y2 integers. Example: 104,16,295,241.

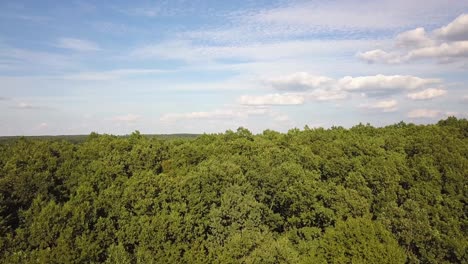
1,0,467,135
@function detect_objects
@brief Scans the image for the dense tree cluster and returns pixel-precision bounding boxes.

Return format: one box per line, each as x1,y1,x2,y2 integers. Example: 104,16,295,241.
0,117,467,263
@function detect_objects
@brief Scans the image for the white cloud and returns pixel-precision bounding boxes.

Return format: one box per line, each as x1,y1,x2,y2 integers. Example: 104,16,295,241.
62,69,166,81
265,72,333,91
158,105,296,133
395,27,434,48
462,95,468,103
445,111,460,117
238,73,443,112
407,88,447,100
56,38,100,52
252,72,349,102
161,110,232,122
16,102,34,109
338,74,439,95
359,99,398,112
267,73,439,93
160,106,269,122
358,13,468,64
36,122,48,130
434,14,468,41
260,72,442,99
11,102,52,110
407,109,441,118
407,109,463,119
111,114,141,123
357,49,403,64
307,89,347,101
239,93,304,105
359,41,468,64
406,41,468,61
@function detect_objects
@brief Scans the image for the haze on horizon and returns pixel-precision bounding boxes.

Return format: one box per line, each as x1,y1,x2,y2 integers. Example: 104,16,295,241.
1,0,467,136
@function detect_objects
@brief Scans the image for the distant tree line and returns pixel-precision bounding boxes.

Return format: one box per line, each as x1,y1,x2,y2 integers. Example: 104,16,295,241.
0,117,466,263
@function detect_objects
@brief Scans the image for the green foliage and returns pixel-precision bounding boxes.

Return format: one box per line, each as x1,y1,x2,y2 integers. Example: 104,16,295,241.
0,118,467,263
314,217,406,264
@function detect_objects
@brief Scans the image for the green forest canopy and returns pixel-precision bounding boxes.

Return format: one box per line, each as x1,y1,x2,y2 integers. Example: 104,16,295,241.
0,117,467,263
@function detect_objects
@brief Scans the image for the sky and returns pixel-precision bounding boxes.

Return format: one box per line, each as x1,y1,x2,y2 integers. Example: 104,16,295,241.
1,0,467,136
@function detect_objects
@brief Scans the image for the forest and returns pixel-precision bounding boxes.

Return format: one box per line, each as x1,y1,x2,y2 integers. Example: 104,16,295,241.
0,117,466,263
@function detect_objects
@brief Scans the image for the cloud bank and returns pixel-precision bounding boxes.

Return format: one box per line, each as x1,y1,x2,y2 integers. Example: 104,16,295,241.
358,14,468,64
